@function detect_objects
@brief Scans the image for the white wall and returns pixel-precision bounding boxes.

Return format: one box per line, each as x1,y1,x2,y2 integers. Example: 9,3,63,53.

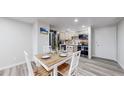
38,22,49,53
0,18,33,68
32,21,38,55
117,19,124,69
93,25,117,61
88,26,92,59
32,21,49,54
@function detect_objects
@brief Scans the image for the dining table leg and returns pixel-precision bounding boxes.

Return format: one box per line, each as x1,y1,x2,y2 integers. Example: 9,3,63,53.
53,66,57,76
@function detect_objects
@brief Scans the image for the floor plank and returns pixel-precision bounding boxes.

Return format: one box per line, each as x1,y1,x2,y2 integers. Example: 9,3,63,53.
77,57,124,76
0,57,124,76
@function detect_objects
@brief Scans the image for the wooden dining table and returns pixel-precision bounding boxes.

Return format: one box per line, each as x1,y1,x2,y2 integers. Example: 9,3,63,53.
34,53,72,76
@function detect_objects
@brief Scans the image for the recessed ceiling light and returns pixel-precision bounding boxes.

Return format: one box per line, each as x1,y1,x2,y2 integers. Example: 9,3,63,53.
82,25,86,28
74,18,78,22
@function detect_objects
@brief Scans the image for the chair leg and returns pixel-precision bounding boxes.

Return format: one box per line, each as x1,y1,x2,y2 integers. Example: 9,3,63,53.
53,67,57,76
72,68,78,76
50,71,53,76
36,62,41,67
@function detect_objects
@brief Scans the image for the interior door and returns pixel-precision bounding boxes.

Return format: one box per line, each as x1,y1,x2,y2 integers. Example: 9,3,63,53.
94,27,116,60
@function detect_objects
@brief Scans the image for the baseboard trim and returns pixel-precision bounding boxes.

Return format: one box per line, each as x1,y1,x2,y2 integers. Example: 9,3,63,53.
92,56,117,62
116,61,124,70
0,61,26,71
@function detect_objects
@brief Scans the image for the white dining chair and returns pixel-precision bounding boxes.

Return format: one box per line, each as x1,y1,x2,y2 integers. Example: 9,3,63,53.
60,44,67,52
24,51,34,76
67,45,74,53
58,51,81,76
24,51,52,76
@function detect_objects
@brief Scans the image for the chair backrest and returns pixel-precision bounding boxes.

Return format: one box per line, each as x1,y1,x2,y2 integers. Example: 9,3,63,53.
42,46,52,54
67,45,74,53
68,51,81,75
60,44,67,52
24,51,34,76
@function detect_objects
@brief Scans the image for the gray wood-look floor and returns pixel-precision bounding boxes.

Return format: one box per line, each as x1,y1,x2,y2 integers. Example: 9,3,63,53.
0,57,124,76
0,63,28,76
77,57,124,76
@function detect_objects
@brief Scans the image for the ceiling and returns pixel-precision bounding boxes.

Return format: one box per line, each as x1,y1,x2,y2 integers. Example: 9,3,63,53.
10,17,123,31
